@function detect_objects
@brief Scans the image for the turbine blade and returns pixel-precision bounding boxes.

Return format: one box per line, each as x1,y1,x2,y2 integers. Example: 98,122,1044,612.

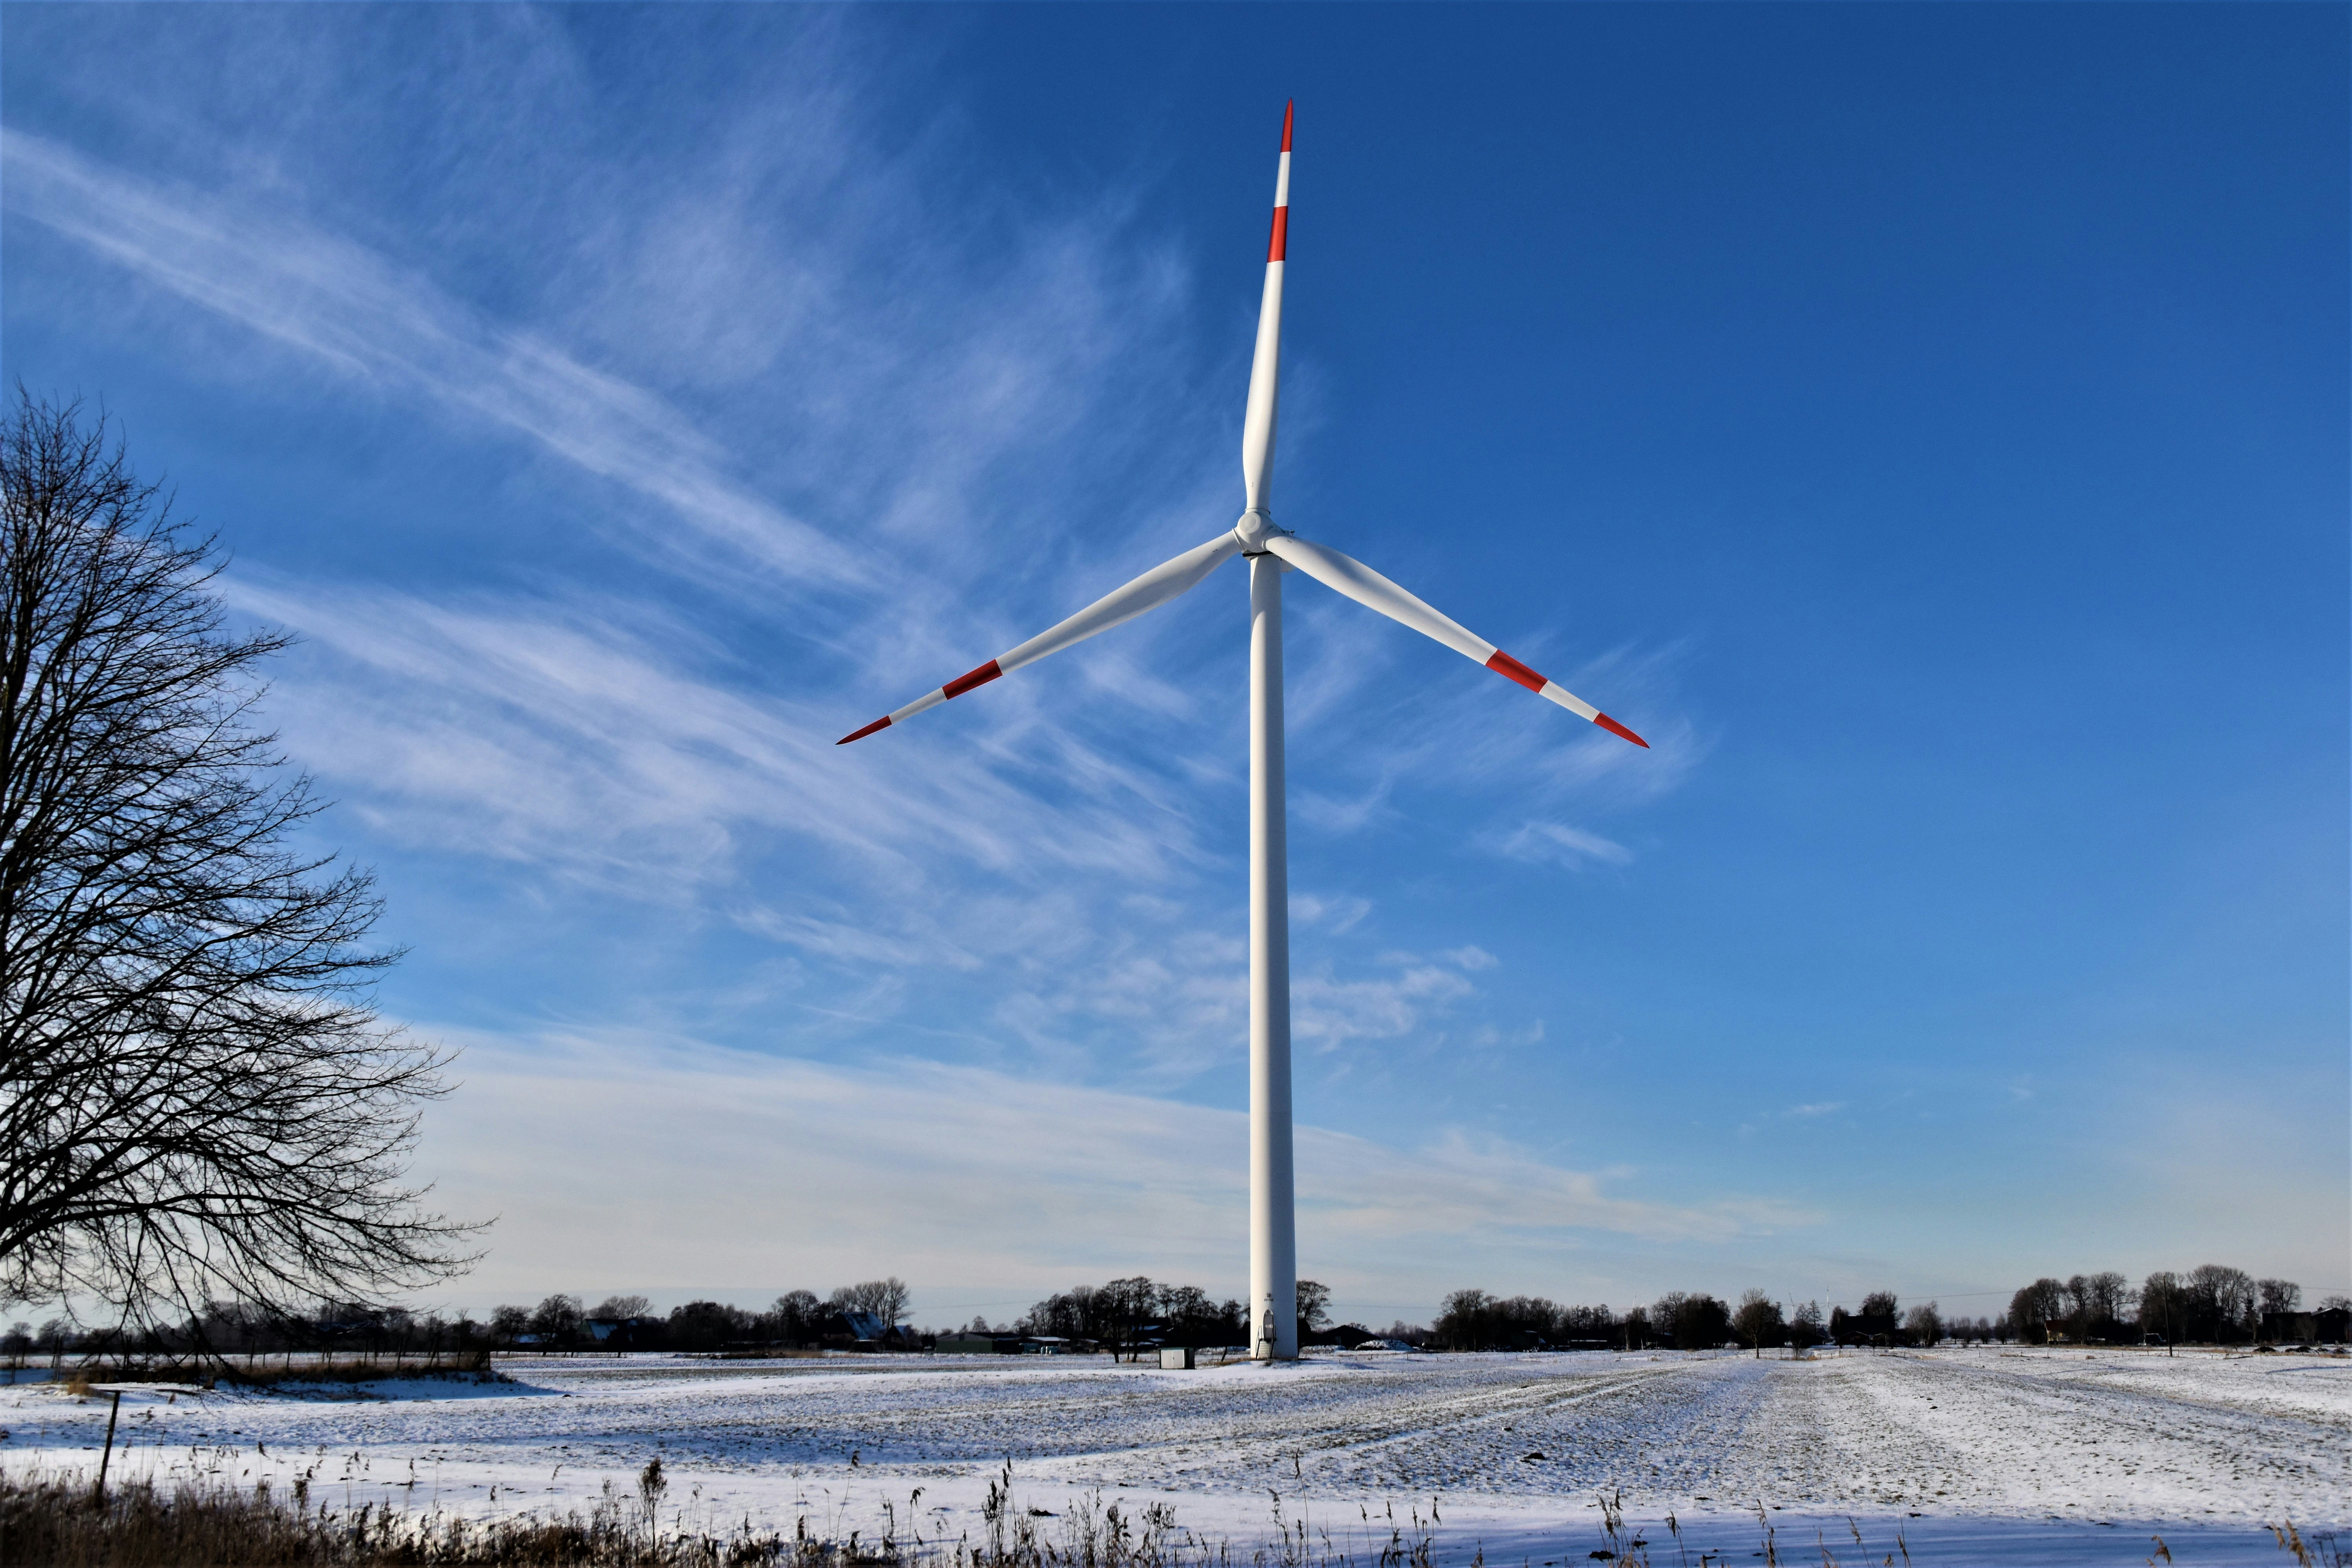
836,532,1245,744
1262,534,1649,748
1240,101,1292,517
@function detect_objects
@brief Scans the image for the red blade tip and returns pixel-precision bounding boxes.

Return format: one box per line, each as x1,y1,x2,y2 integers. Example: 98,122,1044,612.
942,659,1004,699
1281,101,1294,152
837,716,891,746
1484,649,1548,694
1594,713,1649,749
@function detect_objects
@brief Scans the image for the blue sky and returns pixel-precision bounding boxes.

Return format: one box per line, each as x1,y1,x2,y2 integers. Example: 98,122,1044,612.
4,4,2343,1327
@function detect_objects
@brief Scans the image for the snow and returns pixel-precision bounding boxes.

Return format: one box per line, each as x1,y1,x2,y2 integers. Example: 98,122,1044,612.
4,1345,2345,1565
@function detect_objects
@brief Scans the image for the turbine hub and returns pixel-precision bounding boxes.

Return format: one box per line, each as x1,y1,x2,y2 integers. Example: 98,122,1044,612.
1234,508,1281,552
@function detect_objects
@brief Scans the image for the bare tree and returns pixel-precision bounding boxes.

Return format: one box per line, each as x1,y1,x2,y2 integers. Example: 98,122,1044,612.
1732,1289,1784,1356
2138,1270,2184,1352
1901,1301,1942,1346
0,394,477,1330
528,1294,584,1341
590,1294,652,1321
1434,1288,1495,1351
840,1277,912,1327
2008,1278,2065,1342
2188,1264,2257,1342
1790,1299,1826,1348
2080,1271,2132,1339
666,1298,751,1350
1296,1279,1332,1335
1652,1290,1730,1350
1102,1274,1159,1353
771,1290,820,1346
1157,1282,1214,1330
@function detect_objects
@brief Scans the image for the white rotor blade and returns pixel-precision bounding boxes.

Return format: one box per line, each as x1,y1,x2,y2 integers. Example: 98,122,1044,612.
838,532,1245,743
1240,102,1292,517
1263,534,1648,748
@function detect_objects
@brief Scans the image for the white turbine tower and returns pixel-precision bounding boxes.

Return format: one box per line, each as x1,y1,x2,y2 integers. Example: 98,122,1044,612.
838,103,1648,1362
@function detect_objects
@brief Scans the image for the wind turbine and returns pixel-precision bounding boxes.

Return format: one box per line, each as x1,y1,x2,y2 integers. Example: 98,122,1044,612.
838,104,1648,1362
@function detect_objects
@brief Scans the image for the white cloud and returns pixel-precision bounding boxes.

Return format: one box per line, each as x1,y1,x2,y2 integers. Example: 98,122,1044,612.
1287,627,1704,858
1290,894,1372,933
977,923,1511,1082
1292,960,1476,1051
0,129,868,593
224,577,1203,899
1294,780,1400,835
415,1026,1817,1309
1492,821,1637,870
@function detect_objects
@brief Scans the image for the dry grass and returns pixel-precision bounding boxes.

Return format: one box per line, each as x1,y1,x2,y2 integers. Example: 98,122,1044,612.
7,1459,2338,1568
6,1461,795,1566
0,1457,1440,1568
2266,1521,2352,1568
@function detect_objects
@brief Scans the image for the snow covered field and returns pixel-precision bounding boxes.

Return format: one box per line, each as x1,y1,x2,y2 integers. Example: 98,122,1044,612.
4,1345,2346,1565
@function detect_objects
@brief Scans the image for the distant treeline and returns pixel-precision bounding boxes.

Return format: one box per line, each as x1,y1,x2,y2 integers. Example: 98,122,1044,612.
3,1277,1360,1363
0,1279,926,1363
2010,1268,2345,1347
1426,1287,2024,1351
480,1280,924,1352
1006,1277,1251,1348
1425,1267,2347,1353
1429,1289,1833,1352
10,1263,2338,1367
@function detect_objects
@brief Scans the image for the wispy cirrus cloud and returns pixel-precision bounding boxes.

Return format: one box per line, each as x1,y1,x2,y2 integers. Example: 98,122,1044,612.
1290,894,1372,933
982,927,1503,1082
222,576,1208,898
1,129,869,593
1491,820,1637,870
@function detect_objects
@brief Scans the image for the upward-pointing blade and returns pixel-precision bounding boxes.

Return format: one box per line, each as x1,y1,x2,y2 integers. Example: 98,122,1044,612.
836,532,1246,743
1240,101,1292,518
1262,534,1649,748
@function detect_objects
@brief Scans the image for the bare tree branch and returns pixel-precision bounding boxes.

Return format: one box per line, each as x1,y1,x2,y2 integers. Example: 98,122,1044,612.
0,390,482,1329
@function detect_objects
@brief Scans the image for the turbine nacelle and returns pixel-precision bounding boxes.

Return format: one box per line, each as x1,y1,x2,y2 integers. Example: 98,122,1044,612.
1234,508,1285,553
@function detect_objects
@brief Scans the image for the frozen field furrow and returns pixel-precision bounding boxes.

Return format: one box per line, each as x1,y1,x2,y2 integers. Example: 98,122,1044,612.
4,1347,2345,1566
